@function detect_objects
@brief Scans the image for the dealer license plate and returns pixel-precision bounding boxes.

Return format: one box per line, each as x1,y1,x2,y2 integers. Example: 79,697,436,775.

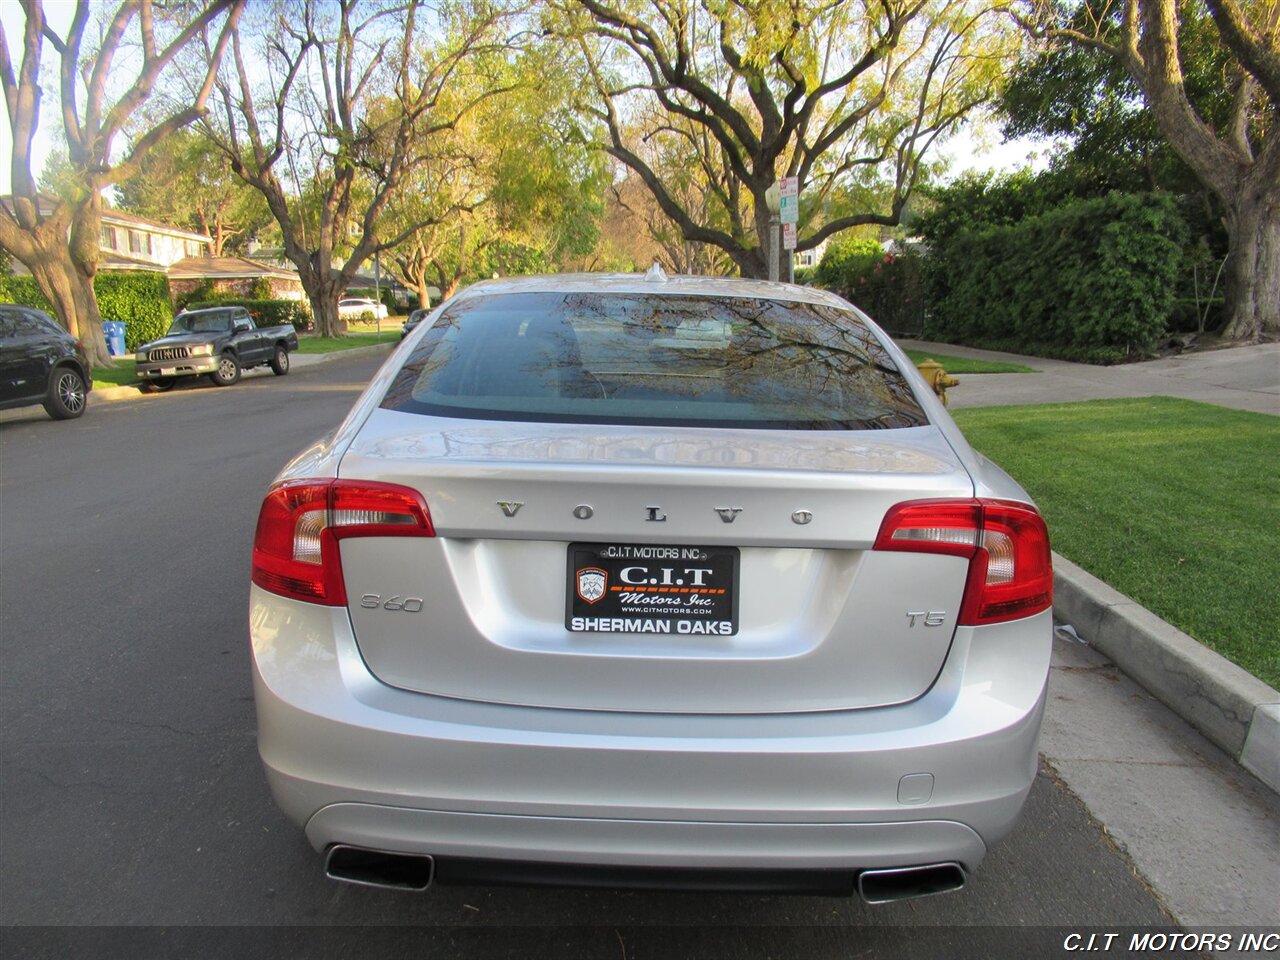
565,543,739,636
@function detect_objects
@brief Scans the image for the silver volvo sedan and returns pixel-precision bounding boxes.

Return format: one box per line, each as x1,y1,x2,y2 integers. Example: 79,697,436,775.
249,271,1053,902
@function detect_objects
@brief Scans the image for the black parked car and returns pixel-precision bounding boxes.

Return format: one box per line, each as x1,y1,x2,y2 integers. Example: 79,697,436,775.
400,307,430,339
0,305,91,420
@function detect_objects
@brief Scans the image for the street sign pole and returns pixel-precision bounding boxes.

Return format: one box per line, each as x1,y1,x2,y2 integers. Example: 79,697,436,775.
769,213,781,282
374,252,382,334
778,177,799,283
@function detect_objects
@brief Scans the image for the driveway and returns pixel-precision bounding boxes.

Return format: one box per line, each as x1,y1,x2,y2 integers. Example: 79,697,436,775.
899,340,1280,415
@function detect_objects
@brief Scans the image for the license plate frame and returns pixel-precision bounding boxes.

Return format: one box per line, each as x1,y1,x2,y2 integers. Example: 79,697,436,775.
565,542,740,636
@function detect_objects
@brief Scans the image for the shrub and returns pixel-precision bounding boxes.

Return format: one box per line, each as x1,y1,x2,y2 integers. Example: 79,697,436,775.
813,236,885,291
185,297,312,331
95,272,173,351
813,240,928,335
0,270,173,352
0,274,49,309
922,192,1184,359
174,278,215,312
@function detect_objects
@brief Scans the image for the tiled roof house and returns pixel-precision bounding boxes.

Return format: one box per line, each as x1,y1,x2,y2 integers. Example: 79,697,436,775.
6,198,305,302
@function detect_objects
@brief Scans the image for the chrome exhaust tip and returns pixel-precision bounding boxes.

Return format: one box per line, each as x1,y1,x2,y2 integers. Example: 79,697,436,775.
324,845,434,892
857,862,966,904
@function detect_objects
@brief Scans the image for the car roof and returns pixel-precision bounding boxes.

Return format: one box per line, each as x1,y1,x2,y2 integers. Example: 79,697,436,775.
449,272,854,311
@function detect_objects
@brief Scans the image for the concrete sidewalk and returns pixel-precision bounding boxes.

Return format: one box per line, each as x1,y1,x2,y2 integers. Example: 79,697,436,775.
1043,632,1280,929
898,339,1280,415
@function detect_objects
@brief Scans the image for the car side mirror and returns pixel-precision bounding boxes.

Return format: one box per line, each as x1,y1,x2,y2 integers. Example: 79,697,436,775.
234,321,251,333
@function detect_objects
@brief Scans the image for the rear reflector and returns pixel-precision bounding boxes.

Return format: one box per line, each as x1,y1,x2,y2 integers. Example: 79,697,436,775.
251,479,434,606
875,499,1052,625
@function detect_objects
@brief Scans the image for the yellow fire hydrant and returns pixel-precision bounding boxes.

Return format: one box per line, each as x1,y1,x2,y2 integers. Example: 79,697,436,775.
916,359,960,406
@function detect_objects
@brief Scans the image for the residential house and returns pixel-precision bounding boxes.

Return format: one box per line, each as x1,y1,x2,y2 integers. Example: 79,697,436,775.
167,256,305,302
792,238,829,271
95,208,210,270
98,209,306,301
6,198,305,303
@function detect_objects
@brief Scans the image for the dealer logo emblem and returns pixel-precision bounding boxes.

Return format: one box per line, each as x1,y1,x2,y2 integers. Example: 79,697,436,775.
576,567,608,604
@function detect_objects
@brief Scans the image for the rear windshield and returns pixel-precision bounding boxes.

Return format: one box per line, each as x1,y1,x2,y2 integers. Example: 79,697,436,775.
169,310,236,334
380,292,925,430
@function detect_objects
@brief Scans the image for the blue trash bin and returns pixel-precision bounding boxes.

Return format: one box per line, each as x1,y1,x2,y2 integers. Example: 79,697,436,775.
102,321,126,357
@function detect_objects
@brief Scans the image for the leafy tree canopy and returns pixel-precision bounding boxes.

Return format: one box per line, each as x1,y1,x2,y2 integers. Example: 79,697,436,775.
116,130,272,255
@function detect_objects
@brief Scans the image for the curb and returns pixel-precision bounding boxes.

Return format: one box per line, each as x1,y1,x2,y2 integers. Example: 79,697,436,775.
1052,552,1280,793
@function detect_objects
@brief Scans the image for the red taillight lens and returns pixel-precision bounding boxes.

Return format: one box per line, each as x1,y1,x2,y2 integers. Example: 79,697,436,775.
875,498,1052,626
251,479,434,606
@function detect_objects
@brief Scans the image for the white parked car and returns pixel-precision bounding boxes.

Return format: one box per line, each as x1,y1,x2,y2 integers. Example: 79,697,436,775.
250,271,1053,901
337,297,389,320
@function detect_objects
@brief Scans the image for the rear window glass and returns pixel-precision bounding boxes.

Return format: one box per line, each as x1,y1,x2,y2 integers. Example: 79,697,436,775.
380,292,925,430
169,310,238,334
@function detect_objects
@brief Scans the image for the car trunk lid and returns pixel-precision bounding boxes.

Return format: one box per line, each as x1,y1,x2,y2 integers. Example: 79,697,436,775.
335,410,975,713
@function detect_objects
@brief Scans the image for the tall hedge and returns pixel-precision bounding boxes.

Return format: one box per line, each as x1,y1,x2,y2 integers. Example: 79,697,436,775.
185,298,312,331
0,274,47,309
926,192,1184,361
0,270,173,352
96,272,173,350
813,239,928,336
813,237,886,290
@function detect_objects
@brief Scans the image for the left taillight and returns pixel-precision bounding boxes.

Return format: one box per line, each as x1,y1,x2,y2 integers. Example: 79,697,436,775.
251,479,434,606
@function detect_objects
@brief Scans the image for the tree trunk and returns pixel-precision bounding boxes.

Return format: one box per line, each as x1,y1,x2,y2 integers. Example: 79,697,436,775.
307,277,346,338
1,207,111,367
401,262,431,309
67,197,112,367
28,234,111,368
1220,181,1280,340
737,200,772,280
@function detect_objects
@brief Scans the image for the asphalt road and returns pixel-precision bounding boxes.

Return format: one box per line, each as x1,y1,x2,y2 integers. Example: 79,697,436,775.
0,353,1180,958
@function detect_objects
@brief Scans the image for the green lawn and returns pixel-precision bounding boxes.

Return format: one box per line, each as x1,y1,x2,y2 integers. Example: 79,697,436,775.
903,349,1035,374
92,359,138,389
294,330,400,354
953,397,1279,687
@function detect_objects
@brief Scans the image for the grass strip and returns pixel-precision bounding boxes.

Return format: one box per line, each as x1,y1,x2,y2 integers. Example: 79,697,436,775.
294,331,400,354
92,359,138,389
902,349,1035,374
953,397,1279,687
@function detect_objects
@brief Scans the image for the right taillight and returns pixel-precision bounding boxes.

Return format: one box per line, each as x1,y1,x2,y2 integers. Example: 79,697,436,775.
875,498,1052,626
251,479,434,606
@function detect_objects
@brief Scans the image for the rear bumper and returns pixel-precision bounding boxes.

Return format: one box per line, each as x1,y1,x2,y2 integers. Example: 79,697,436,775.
305,804,988,873
250,585,1050,874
